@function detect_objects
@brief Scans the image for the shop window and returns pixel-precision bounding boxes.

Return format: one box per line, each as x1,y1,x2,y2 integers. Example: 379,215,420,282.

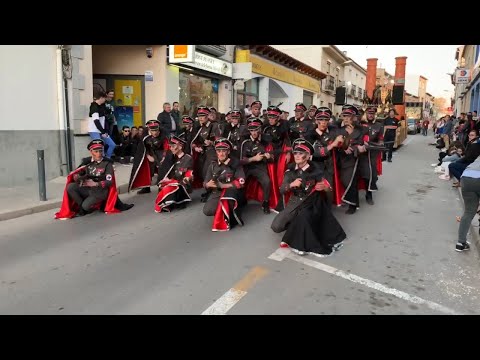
237,78,259,109
179,71,218,117
303,90,314,108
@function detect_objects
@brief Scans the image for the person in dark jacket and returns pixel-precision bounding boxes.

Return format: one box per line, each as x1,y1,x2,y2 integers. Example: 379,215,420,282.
114,126,134,162
449,129,480,185
157,102,180,136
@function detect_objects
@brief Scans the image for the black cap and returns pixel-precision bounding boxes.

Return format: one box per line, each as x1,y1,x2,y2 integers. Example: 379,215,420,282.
230,109,241,118
266,105,282,117
196,106,211,116
247,117,263,131
315,107,332,120
87,139,105,151
341,104,359,116
182,115,194,124
146,120,161,130
214,138,233,151
292,138,314,155
169,135,187,147
294,103,307,112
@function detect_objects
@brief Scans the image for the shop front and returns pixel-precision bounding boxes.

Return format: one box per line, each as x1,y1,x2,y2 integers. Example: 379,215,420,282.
235,46,325,113
168,47,233,117
92,45,168,127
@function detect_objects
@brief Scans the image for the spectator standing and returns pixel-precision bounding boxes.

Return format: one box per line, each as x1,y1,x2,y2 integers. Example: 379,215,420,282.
456,156,480,252
422,119,429,136
157,102,179,136
105,89,118,141
172,101,181,125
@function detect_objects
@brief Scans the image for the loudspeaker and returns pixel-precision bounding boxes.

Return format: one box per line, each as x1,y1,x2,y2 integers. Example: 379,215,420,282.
335,87,346,105
392,85,404,104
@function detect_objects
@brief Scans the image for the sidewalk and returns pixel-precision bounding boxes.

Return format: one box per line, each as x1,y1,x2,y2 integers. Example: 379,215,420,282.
0,164,133,222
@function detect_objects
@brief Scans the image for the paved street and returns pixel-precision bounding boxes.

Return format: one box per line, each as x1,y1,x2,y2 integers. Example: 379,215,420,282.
1,133,479,315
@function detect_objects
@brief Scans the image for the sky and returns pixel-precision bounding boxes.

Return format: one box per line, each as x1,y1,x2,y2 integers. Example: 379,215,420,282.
336,45,458,99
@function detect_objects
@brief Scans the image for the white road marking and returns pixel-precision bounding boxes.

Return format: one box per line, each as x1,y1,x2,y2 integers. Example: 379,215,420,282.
268,249,461,315
201,288,247,315
267,247,290,261
201,266,268,315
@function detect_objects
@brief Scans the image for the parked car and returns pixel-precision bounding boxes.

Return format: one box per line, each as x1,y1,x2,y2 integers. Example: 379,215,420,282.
407,118,421,134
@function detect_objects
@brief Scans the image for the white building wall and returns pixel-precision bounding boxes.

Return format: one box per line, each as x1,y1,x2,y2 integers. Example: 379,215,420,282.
0,45,59,131
0,45,65,186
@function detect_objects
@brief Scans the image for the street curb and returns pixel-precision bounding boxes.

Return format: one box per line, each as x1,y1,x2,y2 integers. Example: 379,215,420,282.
0,182,130,222
457,187,480,257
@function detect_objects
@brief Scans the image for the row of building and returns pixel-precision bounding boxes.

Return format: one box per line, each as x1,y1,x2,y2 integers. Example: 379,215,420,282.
1,45,373,187
0,44,437,188
452,45,480,116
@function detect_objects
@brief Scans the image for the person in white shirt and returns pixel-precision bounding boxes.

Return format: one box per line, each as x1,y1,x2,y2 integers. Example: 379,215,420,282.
88,91,117,159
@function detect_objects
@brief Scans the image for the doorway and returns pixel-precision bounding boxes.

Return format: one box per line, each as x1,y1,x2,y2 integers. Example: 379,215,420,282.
93,75,146,128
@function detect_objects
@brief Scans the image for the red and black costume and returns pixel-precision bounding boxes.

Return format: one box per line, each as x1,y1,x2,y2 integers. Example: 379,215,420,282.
178,115,199,156
202,139,246,232
336,105,367,213
128,120,172,194
288,102,316,143
191,106,222,202
262,106,292,209
223,110,248,159
312,107,343,206
55,139,126,219
358,106,384,198
271,139,346,256
154,136,194,213
241,118,279,214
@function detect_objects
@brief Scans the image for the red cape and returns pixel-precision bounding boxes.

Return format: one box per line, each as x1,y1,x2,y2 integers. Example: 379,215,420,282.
54,166,121,220
212,189,240,231
244,144,281,210
191,149,204,189
129,138,170,191
154,172,193,212
377,152,383,176
331,149,344,206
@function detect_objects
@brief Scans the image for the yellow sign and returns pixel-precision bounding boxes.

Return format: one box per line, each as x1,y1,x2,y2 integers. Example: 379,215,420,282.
236,51,320,93
114,79,143,127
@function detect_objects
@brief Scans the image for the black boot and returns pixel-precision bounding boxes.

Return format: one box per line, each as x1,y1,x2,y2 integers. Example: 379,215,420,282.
75,207,93,217
262,200,270,214
345,205,357,214
121,203,134,211
137,187,151,194
75,207,87,217
200,191,210,203
366,191,374,205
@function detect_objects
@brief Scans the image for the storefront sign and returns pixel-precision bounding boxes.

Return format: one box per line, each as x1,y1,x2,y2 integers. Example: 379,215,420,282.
237,52,320,93
169,45,195,63
145,71,153,81
187,52,233,77
455,68,471,84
